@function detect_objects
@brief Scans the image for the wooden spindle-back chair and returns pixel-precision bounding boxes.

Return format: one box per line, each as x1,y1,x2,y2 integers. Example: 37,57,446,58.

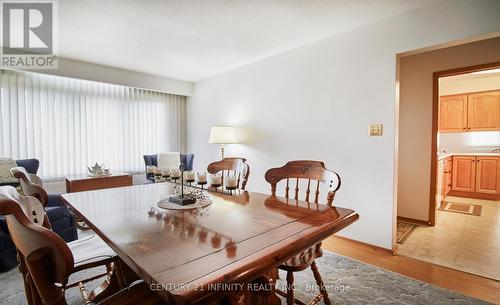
10,166,48,206
11,166,89,231
207,157,250,190
265,160,341,205
0,186,160,305
264,160,341,305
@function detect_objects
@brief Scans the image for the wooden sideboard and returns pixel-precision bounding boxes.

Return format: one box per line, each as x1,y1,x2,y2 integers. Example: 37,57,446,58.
65,172,133,193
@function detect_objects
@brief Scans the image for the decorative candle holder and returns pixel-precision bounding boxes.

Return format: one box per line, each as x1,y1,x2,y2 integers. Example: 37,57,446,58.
170,168,181,183
161,168,170,179
197,181,207,189
225,186,237,195
196,172,208,189
209,174,222,191
154,168,162,182
146,165,156,173
225,175,238,195
184,171,195,186
168,164,196,206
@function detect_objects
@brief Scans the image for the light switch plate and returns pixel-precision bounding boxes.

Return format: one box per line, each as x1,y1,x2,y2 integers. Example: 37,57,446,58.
369,124,383,136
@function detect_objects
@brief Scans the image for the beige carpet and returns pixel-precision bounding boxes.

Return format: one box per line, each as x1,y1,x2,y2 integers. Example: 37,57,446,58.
0,250,492,305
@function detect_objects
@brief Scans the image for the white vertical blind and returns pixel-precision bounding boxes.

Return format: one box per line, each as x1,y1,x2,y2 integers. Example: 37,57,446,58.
0,69,187,180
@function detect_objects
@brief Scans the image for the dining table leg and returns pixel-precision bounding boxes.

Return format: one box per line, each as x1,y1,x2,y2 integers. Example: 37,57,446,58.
244,268,281,305
85,259,140,303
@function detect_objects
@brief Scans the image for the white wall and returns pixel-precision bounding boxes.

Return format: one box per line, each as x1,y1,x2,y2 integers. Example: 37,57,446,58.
29,58,193,96
188,0,500,249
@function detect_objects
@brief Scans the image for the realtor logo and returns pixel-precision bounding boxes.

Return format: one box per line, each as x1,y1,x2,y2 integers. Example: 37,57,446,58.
1,0,58,69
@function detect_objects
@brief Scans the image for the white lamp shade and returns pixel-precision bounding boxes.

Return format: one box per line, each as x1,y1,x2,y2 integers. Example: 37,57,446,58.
208,126,238,144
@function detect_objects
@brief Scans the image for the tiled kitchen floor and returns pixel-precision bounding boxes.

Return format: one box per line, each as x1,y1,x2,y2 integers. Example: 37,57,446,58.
397,196,500,280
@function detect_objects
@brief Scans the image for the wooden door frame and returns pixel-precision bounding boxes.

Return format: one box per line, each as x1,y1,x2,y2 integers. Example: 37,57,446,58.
429,61,500,225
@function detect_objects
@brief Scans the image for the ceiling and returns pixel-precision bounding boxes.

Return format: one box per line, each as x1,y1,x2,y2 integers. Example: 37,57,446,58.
59,0,440,82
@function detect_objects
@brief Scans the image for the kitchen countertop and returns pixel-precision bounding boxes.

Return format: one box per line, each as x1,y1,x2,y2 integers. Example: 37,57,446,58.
438,153,500,161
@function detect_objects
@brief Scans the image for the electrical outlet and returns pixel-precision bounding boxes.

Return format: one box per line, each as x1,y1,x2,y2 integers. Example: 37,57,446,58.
369,124,383,136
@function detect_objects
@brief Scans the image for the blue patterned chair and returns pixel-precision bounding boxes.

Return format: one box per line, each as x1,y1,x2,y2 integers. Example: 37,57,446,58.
143,153,194,182
0,159,78,272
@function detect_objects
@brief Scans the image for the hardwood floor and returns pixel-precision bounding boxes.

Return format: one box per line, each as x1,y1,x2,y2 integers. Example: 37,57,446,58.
322,236,500,305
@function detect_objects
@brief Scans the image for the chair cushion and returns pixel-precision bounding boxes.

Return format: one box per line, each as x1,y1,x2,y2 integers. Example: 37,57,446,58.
0,246,18,271
280,243,323,271
47,193,63,207
143,155,158,167
0,217,18,271
181,153,194,171
45,206,70,222
0,228,14,250
157,152,180,170
69,234,115,268
0,158,18,184
0,215,7,233
15,159,39,174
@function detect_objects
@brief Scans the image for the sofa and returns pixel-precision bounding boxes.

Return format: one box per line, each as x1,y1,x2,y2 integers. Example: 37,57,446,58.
0,159,78,272
143,153,194,182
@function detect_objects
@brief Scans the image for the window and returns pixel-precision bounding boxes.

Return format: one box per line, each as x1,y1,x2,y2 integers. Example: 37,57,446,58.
0,69,187,180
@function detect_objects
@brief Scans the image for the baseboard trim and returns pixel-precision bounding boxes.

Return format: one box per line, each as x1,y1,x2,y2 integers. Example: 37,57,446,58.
332,235,397,255
397,216,430,226
447,191,499,201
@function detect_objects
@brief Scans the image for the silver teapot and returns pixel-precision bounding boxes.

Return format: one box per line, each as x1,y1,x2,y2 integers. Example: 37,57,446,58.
87,162,104,175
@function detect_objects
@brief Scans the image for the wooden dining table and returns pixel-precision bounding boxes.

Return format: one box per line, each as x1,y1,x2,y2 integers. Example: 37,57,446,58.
61,182,358,305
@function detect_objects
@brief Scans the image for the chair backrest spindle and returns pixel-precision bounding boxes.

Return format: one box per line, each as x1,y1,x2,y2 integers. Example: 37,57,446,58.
264,160,341,206
314,180,320,203
294,178,299,200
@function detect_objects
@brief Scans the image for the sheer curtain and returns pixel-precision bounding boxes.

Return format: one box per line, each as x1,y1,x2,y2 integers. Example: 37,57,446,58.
0,69,187,180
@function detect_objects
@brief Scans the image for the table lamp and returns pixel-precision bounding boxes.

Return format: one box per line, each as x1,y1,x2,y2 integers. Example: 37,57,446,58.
209,126,238,159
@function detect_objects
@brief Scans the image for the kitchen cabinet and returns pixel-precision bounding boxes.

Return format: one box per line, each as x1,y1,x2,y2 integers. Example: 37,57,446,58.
451,155,499,196
475,157,499,194
436,156,453,207
439,94,468,132
444,159,452,194
452,156,476,192
467,91,500,131
439,90,500,133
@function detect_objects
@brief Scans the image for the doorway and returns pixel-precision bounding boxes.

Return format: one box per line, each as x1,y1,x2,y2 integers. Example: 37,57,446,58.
398,63,500,280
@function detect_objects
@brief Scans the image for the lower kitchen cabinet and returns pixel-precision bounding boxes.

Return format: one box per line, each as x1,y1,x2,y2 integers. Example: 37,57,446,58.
450,155,499,199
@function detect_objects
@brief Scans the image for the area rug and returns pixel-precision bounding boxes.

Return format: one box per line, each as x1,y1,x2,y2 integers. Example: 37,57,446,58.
396,221,416,244
0,251,491,305
439,202,482,216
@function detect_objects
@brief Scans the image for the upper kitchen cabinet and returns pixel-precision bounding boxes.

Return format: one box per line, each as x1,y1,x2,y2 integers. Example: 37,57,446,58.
467,91,500,131
439,90,500,133
439,94,468,132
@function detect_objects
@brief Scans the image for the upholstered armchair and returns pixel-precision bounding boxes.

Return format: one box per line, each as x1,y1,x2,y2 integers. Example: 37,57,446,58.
143,153,194,182
0,159,40,188
0,159,78,272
